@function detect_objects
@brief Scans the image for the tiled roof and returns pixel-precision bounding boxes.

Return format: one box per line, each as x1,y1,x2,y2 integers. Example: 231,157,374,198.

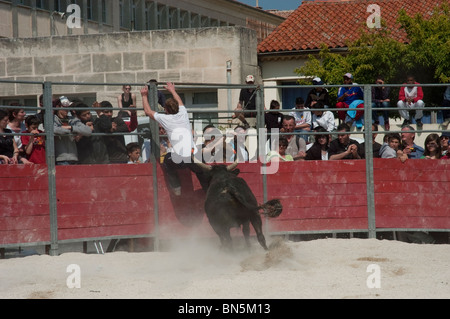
258,0,446,54
266,10,296,19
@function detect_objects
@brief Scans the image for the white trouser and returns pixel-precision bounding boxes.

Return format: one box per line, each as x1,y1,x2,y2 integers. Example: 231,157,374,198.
397,100,424,120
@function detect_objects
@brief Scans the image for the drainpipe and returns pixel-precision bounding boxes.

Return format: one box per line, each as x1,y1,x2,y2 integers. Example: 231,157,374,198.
226,60,232,112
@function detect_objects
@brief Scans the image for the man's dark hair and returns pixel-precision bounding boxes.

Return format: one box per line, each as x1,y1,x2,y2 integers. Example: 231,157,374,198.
337,123,351,132
295,97,304,105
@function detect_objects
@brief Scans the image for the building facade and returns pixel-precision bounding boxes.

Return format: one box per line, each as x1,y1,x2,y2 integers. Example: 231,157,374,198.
0,0,283,42
0,0,285,124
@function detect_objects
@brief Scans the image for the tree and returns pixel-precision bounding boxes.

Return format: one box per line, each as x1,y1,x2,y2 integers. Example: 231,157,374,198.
295,2,449,107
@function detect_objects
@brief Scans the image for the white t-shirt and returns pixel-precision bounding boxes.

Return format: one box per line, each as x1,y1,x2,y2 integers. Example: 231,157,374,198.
154,105,197,158
289,107,312,128
312,111,336,132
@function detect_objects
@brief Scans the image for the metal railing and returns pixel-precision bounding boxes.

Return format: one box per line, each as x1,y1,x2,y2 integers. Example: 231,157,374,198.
0,79,449,254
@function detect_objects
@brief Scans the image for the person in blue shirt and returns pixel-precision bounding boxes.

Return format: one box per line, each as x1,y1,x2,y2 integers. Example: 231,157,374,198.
400,125,424,159
336,73,364,126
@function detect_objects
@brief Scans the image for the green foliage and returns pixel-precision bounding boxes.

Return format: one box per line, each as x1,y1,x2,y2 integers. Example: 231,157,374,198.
295,2,450,106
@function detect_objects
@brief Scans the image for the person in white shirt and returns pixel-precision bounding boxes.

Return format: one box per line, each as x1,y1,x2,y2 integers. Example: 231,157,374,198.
311,101,336,132
140,82,209,196
289,97,312,143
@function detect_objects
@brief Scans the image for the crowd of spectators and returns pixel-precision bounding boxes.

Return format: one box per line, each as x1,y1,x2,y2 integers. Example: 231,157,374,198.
0,75,449,166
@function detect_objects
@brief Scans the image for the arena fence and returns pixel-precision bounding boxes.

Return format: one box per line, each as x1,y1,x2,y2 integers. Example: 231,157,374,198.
0,80,449,256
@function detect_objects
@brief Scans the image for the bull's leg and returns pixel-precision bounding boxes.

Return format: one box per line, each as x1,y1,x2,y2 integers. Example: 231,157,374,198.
242,221,251,249
209,221,233,251
250,215,268,250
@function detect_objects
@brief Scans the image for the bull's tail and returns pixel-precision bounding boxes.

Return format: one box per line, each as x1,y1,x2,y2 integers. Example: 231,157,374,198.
258,199,282,218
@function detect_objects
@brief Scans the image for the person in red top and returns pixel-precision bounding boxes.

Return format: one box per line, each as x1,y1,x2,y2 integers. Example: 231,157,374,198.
21,115,46,164
397,75,425,128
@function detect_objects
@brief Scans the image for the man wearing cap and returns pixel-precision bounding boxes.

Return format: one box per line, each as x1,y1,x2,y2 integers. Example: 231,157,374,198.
336,73,364,125
305,77,330,109
233,75,258,129
440,131,450,157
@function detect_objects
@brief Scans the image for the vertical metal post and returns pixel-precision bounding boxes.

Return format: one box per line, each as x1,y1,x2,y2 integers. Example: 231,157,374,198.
256,87,269,233
148,82,160,251
43,82,59,255
226,61,232,113
363,84,376,238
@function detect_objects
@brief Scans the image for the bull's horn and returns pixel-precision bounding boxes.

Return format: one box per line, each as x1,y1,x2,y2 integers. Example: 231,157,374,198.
196,162,213,171
226,159,238,171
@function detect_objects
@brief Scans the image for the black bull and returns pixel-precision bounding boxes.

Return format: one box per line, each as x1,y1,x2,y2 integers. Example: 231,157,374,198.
198,163,282,251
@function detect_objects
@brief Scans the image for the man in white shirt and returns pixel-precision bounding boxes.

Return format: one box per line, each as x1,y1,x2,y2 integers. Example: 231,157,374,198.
289,97,312,143
311,101,336,132
141,82,209,196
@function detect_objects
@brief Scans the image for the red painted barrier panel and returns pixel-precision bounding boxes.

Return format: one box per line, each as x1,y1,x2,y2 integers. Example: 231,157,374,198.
56,164,155,241
373,159,450,229
1,159,449,246
266,160,369,233
0,165,50,245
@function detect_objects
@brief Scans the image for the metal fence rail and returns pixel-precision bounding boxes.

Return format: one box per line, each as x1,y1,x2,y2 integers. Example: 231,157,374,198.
0,79,449,255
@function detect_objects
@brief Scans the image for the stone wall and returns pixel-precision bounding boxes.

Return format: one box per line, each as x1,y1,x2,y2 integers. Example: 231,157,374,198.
0,26,258,112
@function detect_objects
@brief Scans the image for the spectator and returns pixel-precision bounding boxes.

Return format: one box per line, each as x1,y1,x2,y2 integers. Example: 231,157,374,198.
328,123,361,160
147,79,167,111
0,109,21,164
21,115,46,164
265,100,283,134
36,94,45,127
441,136,450,159
442,86,450,127
53,99,92,165
95,101,129,164
305,126,330,161
400,125,424,159
124,103,138,132
201,124,224,163
274,115,307,161
380,133,402,159
440,131,450,157
420,133,442,159
305,77,330,108
233,74,258,129
231,125,249,163
372,76,391,131
311,101,336,132
336,73,364,127
140,82,210,196
126,142,141,164
397,75,425,128
289,97,312,143
266,136,293,162
158,125,172,164
7,105,27,158
359,124,382,159
73,103,109,164
117,85,136,118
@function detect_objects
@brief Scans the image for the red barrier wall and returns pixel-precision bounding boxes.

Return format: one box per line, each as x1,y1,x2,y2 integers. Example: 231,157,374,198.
266,160,368,233
374,159,450,229
1,159,449,246
0,165,50,245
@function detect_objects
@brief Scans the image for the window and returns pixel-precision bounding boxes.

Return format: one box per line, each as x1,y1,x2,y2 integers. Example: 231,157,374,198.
119,0,124,27
193,92,218,105
101,0,107,23
192,92,219,124
87,0,92,20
